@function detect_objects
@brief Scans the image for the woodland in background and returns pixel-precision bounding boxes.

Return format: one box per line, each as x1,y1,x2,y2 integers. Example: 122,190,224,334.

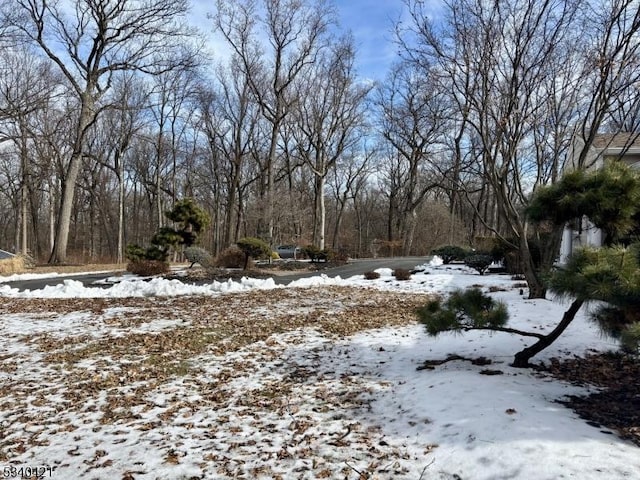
0,0,638,280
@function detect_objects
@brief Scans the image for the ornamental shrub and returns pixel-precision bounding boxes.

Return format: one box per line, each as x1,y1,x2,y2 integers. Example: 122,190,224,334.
184,246,213,268
620,322,640,354
393,268,412,280
215,247,248,269
329,248,350,265
126,259,169,276
431,245,468,264
549,243,640,354
126,199,211,267
125,244,147,262
236,237,271,269
465,254,494,275
364,271,380,280
165,198,211,247
303,245,329,262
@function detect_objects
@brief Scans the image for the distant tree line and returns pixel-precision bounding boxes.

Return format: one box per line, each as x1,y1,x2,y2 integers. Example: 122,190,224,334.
0,0,638,294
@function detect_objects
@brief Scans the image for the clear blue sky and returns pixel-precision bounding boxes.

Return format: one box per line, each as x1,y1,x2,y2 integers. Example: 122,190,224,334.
190,0,445,81
334,0,407,80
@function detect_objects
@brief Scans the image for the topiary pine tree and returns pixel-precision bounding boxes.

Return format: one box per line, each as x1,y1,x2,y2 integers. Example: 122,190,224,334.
417,162,640,367
527,162,640,244
126,199,211,266
165,198,211,248
512,162,640,366
431,245,468,264
551,244,640,352
149,227,184,260
236,237,271,270
303,244,329,262
464,254,494,275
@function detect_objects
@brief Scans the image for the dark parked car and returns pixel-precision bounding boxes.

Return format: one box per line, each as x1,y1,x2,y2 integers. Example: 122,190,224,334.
0,249,16,260
276,245,301,259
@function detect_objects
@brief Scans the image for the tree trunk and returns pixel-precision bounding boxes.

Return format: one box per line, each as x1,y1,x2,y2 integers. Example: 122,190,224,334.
156,165,163,230
117,163,125,264
354,203,363,257
319,175,326,250
262,122,279,247
222,168,239,249
20,140,29,255
49,151,83,264
48,187,55,256
332,195,347,250
518,234,547,299
20,181,28,255
28,183,42,259
312,175,320,246
49,95,95,264
512,299,584,368
402,209,417,255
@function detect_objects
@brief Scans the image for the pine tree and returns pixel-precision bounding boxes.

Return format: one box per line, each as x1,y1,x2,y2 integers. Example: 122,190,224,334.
417,288,509,335
513,163,640,366
236,237,272,270
165,198,211,248
125,199,211,264
417,162,640,367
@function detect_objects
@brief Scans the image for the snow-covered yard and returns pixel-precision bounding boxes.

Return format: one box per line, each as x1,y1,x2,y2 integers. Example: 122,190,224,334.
1,261,638,479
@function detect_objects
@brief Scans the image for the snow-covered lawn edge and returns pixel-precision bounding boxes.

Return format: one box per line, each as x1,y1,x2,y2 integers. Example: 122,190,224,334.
1,261,638,479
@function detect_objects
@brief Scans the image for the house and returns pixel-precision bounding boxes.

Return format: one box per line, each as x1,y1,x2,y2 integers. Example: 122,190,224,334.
558,133,640,264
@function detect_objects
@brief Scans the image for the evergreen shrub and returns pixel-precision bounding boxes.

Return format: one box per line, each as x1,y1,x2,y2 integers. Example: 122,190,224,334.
465,254,494,275
303,245,329,262
431,245,468,264
550,243,640,354
416,288,509,336
236,237,271,269
184,246,213,268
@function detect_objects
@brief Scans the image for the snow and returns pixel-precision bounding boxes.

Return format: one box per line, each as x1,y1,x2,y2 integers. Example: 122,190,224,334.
1,257,638,479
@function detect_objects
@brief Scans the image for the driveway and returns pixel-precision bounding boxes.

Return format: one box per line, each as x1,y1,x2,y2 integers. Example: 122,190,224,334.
269,257,429,285
2,257,431,291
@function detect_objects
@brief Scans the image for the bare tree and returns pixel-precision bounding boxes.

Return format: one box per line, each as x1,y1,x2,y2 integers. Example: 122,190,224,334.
0,48,61,255
374,61,447,254
3,0,198,263
213,0,336,246
401,0,640,297
573,0,640,168
89,74,149,263
293,36,371,249
192,62,267,252
328,144,374,251
146,66,199,229
607,78,640,133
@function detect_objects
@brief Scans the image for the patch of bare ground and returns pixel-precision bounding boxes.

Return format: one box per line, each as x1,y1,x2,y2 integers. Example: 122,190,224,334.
548,352,640,446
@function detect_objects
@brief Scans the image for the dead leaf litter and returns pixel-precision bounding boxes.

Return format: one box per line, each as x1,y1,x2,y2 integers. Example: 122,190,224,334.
1,286,432,478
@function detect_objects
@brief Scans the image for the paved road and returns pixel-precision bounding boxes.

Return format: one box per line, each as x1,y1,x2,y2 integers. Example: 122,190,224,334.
2,257,431,291
269,256,429,285
1,272,123,292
